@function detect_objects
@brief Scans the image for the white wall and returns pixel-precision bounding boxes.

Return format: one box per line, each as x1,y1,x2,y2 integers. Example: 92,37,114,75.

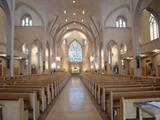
0,7,7,51
103,27,132,47
15,4,42,26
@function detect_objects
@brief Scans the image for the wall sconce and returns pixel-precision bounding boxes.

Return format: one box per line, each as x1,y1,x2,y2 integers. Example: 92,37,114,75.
51,62,56,69
90,56,94,62
57,66,60,69
56,57,61,61
91,65,94,69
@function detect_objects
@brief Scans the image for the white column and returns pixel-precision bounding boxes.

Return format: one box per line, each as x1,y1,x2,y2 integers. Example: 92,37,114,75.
99,41,103,72
38,48,42,73
118,46,122,74
131,0,152,77
6,0,15,77
48,48,51,73
28,45,32,75
131,0,141,77
132,14,142,77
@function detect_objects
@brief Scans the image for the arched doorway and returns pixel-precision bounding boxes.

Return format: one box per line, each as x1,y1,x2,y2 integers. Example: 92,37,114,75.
31,40,43,74
106,40,120,74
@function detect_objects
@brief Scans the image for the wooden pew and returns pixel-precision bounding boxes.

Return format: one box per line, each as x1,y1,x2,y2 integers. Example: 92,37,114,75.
108,91,160,120
100,84,160,111
0,73,70,119
0,87,46,112
120,97,160,120
0,92,39,120
81,73,160,120
0,82,51,105
100,86,160,111
0,98,28,120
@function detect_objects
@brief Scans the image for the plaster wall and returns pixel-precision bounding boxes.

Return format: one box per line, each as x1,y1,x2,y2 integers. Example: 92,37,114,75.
103,27,132,46
15,27,44,45
0,7,7,50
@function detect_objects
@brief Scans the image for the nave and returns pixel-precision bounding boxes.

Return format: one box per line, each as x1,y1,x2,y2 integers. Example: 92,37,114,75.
0,0,160,120
46,77,102,120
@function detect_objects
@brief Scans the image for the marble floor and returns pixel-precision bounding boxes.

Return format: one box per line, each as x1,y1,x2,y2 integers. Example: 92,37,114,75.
45,77,102,120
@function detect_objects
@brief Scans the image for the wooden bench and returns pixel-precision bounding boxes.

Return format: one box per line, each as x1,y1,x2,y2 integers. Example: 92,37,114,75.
0,92,39,120
108,91,160,120
0,73,70,119
0,98,28,120
0,87,46,112
100,84,160,111
0,82,52,105
81,73,160,120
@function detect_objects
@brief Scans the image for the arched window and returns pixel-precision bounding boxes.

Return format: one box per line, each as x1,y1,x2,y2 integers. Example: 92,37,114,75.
149,14,159,41
21,14,32,26
116,16,127,28
68,40,82,62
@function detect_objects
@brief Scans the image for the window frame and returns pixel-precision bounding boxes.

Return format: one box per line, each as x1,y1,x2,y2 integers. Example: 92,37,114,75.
116,16,127,28
149,14,159,41
68,40,83,62
21,14,32,27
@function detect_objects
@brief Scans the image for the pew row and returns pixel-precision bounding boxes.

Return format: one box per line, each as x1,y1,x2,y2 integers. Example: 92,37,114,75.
0,73,71,120
0,92,39,120
0,98,28,120
80,73,160,120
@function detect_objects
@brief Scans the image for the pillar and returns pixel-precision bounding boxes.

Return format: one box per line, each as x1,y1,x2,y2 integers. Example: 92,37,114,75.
48,47,51,73
28,45,32,75
6,0,15,77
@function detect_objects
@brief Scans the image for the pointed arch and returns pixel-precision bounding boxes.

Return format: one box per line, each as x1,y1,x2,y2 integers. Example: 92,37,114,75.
104,4,131,27
68,40,83,62
15,2,44,27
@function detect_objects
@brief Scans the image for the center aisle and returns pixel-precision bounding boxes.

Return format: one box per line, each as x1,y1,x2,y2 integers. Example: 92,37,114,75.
46,77,102,120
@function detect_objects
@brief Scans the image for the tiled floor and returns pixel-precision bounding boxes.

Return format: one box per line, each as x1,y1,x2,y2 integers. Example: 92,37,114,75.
45,77,102,120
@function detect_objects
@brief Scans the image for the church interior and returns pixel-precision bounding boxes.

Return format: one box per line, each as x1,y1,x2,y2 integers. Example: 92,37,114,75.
0,0,160,120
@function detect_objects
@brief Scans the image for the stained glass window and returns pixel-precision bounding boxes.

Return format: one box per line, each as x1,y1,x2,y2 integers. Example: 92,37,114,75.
68,41,82,62
116,16,127,28
149,14,159,41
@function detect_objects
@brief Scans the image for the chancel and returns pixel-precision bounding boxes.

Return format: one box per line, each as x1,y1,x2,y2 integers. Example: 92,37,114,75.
0,0,160,120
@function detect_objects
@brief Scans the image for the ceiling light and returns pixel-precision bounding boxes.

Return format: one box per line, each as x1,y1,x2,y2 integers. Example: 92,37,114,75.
82,10,85,14
73,22,76,25
81,19,84,22
140,54,147,57
64,10,67,14
91,65,94,69
0,53,6,57
65,19,68,22
67,27,69,30
126,57,133,60
73,0,76,4
153,49,160,53
56,57,61,61
73,13,76,16
51,62,56,69
81,27,83,30
90,56,94,62
15,56,22,60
